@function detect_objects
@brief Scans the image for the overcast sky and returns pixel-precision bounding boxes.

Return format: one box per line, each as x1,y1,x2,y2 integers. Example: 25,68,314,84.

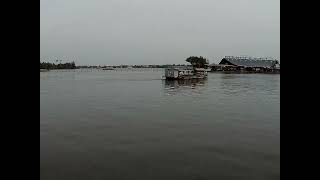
40,0,280,65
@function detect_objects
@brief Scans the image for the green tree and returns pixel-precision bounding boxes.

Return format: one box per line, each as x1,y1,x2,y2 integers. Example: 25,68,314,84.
186,56,209,68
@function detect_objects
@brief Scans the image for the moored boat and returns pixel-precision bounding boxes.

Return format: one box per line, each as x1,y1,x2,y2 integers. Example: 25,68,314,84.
164,56,209,80
165,67,208,80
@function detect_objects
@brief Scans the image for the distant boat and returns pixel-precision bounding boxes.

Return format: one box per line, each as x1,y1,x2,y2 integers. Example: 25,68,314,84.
102,68,115,70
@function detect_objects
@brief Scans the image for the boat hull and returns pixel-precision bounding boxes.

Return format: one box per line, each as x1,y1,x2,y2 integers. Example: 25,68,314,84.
165,75,207,80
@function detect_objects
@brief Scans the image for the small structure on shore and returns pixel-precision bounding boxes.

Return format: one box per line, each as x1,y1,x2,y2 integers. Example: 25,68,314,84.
164,56,209,80
211,56,280,73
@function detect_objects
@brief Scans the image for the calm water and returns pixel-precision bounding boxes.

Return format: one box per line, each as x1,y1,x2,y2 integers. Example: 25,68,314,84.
40,69,280,180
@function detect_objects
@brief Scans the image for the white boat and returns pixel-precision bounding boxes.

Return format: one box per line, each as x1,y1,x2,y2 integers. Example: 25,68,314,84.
164,67,207,80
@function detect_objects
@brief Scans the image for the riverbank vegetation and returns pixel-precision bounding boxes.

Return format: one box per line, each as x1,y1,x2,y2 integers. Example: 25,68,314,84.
185,56,209,68
40,61,76,69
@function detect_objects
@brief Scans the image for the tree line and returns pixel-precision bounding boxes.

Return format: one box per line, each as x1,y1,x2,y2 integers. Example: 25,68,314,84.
40,55,209,69
77,64,192,68
40,61,76,69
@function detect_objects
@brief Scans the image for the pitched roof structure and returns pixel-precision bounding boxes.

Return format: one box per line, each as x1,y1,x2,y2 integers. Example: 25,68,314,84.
219,56,279,68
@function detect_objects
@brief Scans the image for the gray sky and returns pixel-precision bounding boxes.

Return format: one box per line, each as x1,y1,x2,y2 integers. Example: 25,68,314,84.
40,0,280,65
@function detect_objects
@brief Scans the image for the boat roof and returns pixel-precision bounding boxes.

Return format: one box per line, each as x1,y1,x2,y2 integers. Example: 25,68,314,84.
167,66,193,70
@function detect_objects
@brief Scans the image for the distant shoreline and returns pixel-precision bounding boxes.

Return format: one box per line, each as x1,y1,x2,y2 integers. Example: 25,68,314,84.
209,71,280,74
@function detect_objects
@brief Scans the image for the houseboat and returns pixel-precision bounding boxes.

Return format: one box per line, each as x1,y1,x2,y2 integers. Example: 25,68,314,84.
165,67,208,80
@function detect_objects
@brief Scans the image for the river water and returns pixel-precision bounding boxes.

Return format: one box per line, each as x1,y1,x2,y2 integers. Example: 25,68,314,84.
40,69,280,180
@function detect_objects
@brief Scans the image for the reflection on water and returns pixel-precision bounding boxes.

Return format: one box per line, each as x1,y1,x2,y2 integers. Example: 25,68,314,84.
163,79,207,88
162,79,208,96
218,74,280,96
